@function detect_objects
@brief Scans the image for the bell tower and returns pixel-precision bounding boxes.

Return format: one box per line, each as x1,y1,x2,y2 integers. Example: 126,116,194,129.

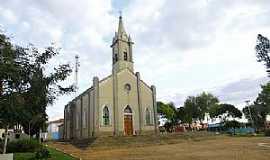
111,15,134,73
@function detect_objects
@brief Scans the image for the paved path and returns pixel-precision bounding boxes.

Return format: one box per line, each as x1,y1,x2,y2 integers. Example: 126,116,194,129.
0,153,13,160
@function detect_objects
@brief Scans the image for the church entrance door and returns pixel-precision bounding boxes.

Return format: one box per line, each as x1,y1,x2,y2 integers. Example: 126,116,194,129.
124,105,133,136
124,115,133,135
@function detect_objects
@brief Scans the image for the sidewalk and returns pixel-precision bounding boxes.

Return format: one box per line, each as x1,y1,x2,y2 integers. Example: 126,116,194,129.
0,153,13,160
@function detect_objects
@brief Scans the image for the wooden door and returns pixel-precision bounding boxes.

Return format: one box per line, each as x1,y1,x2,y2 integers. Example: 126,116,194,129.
124,115,133,135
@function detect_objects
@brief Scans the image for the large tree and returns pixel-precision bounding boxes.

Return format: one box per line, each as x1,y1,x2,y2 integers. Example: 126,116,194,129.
196,92,219,121
211,103,242,121
243,83,270,131
210,103,242,134
183,92,219,124
243,103,267,131
255,34,270,76
157,101,178,124
0,33,74,153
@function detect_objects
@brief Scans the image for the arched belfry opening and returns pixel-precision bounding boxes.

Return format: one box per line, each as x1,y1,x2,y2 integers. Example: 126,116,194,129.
124,105,133,135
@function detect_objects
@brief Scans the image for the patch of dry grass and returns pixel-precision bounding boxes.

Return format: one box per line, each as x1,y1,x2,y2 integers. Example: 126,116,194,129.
48,132,270,160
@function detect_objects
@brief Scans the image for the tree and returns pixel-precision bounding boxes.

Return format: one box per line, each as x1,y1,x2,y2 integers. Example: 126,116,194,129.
243,83,270,131
224,120,241,135
157,102,178,122
243,103,267,131
183,96,199,126
196,92,219,121
0,33,74,153
255,34,270,76
183,92,219,125
256,82,270,113
213,103,242,121
157,101,179,132
0,34,30,153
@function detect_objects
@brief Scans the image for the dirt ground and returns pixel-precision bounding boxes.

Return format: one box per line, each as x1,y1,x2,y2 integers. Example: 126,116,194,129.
48,133,270,160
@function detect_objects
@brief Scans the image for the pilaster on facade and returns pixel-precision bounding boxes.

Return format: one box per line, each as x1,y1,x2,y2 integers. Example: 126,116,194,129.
136,72,143,134
80,96,83,138
93,76,99,136
112,70,119,135
151,85,158,134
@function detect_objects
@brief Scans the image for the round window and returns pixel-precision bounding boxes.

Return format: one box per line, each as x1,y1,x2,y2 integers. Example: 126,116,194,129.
124,83,131,91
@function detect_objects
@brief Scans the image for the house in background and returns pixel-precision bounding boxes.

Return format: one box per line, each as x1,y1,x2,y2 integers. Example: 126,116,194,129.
47,119,64,140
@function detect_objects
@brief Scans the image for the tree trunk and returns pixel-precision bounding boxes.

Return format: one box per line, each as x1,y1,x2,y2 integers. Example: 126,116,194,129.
28,122,31,139
3,125,8,154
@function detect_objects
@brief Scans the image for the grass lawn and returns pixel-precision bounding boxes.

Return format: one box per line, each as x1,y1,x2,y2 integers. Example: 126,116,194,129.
48,132,270,160
14,147,76,160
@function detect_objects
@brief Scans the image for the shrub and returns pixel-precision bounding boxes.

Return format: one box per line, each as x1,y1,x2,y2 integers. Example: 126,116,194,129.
265,129,270,137
35,148,51,160
7,139,42,153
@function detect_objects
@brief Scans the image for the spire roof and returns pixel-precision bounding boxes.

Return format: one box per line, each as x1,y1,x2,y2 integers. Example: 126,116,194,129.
118,15,127,37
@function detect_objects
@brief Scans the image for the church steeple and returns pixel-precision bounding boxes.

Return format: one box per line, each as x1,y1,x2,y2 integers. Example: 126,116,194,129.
118,15,127,38
111,15,134,73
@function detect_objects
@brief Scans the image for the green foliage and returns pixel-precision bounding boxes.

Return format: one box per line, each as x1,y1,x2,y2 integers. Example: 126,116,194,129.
5,139,42,153
216,104,242,120
183,92,219,123
255,34,270,76
14,147,76,160
265,129,270,136
157,101,178,123
224,120,241,129
158,92,219,128
243,83,270,131
0,32,74,139
35,148,51,160
243,104,267,131
256,82,270,113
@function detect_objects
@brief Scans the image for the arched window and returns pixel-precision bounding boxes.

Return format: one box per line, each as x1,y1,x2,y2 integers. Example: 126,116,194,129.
146,108,151,125
114,54,118,62
124,105,132,113
103,106,110,126
124,52,128,61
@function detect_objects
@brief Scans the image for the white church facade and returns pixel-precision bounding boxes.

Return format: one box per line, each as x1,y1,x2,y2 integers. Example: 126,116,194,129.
64,16,158,139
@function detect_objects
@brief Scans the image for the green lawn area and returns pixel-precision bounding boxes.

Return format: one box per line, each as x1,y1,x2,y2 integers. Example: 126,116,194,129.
14,147,76,160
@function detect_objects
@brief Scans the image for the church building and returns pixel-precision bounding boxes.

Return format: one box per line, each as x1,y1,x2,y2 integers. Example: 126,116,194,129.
64,16,158,139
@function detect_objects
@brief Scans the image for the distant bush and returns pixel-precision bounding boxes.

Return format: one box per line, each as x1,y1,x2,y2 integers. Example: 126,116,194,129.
6,139,42,153
265,129,270,137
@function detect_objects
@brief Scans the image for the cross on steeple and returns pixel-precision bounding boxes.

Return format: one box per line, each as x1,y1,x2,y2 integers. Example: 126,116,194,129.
119,10,122,18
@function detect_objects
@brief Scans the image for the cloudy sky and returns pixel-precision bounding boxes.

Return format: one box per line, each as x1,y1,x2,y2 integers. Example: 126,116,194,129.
0,0,269,120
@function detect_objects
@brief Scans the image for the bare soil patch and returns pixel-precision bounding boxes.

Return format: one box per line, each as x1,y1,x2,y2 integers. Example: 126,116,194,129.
48,132,270,160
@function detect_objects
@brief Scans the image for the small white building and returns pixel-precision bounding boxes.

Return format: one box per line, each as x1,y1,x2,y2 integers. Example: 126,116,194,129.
47,119,64,140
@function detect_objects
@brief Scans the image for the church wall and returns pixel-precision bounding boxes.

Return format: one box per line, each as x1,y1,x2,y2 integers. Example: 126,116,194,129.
64,105,69,139
89,90,94,137
64,104,72,139
99,76,114,134
82,93,89,139
75,98,81,139
117,70,140,135
140,81,155,132
70,104,76,139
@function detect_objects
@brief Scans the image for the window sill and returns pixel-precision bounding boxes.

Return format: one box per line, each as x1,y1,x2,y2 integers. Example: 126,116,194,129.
100,125,112,127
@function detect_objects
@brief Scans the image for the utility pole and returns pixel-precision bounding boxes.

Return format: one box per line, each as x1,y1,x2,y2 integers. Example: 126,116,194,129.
74,55,80,95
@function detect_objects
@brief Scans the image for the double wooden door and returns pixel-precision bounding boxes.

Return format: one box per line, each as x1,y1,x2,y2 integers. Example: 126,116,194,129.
124,115,133,135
